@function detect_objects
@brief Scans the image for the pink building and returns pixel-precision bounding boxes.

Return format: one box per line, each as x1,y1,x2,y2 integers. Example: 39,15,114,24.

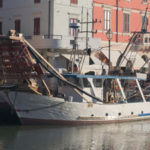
93,0,150,44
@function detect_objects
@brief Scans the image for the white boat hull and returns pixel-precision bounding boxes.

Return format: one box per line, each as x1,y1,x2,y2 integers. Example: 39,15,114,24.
6,91,150,125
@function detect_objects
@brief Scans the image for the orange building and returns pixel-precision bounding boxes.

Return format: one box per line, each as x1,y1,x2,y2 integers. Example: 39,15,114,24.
93,0,150,45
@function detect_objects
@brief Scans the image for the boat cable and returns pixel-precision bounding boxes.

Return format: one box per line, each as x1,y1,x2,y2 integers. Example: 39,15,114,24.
4,35,103,103
27,46,103,103
22,39,92,103
5,35,103,103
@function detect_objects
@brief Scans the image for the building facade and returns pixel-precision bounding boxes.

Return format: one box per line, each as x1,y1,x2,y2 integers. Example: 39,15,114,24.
0,0,101,51
0,0,150,66
93,0,150,50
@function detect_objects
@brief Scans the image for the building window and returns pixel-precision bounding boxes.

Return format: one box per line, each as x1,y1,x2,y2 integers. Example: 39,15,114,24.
141,16,148,32
15,19,21,33
34,18,40,35
70,0,78,4
69,18,78,37
0,0,2,8
103,10,111,30
34,0,40,3
123,13,130,33
0,22,2,34
142,0,148,3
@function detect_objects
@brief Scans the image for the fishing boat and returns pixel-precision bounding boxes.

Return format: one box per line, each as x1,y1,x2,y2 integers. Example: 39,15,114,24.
0,31,150,125
9,74,150,125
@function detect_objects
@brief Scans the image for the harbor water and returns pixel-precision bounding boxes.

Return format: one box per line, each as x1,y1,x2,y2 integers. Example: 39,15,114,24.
0,121,150,150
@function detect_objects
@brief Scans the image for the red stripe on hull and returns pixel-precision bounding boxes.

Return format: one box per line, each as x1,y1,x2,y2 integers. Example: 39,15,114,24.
20,117,150,126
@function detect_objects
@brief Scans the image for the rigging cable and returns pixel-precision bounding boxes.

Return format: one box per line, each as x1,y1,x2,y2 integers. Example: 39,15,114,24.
26,46,103,103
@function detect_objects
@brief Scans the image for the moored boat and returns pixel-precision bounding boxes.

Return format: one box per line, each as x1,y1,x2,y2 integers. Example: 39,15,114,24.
6,75,150,125
0,30,150,125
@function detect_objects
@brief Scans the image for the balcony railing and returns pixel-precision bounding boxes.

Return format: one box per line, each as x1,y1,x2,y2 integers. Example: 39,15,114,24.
24,34,62,40
24,34,101,50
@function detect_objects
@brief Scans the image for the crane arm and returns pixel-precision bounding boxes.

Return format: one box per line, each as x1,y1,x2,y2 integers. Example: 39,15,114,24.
115,32,137,68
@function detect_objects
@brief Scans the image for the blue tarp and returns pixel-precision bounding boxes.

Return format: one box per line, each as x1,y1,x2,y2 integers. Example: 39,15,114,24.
62,74,146,80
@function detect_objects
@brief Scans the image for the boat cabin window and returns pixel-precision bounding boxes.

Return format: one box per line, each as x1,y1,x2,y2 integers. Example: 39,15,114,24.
145,37,148,43
93,79,102,87
74,78,81,86
83,78,91,87
127,95,143,103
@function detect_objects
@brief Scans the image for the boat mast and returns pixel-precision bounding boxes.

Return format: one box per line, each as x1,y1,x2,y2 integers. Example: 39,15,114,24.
79,9,98,72
69,22,79,73
115,4,149,73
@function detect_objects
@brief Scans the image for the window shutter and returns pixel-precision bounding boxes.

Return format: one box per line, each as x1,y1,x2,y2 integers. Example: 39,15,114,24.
15,20,21,33
34,18,40,35
70,0,78,4
34,0,40,3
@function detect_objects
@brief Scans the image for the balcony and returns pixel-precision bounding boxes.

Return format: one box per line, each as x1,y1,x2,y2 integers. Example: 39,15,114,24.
24,35,101,50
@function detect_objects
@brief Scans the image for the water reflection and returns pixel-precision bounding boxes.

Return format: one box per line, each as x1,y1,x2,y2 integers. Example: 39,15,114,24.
0,121,150,150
